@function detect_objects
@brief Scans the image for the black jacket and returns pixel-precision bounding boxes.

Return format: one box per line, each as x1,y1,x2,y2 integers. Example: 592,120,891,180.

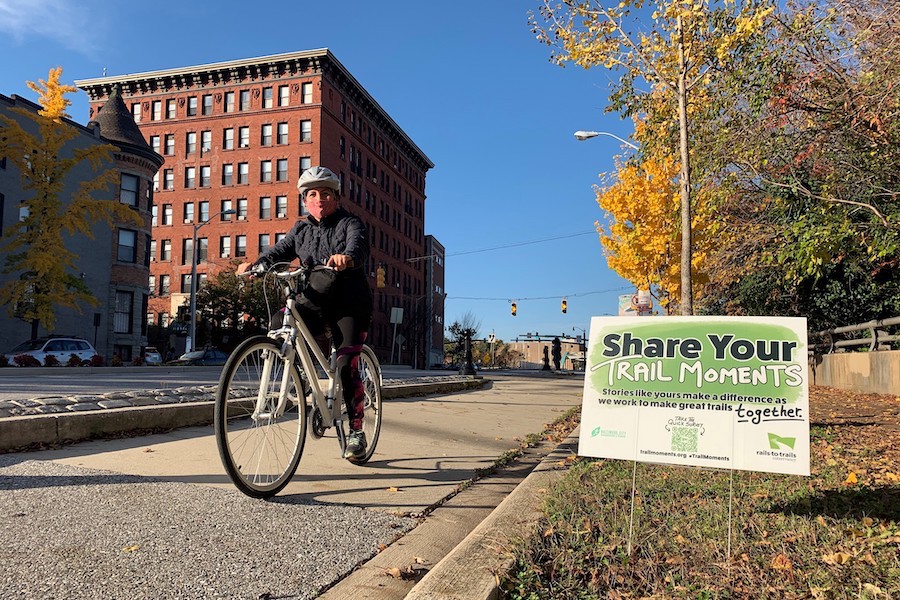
254,207,372,315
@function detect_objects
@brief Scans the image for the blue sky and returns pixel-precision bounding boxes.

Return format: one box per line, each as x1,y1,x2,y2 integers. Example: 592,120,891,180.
0,0,638,344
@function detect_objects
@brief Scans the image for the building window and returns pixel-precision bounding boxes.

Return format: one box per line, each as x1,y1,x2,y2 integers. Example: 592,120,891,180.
182,238,193,266
259,196,271,219
199,200,210,222
117,229,137,263
187,96,197,116
149,239,156,261
164,134,174,155
131,103,141,122
238,162,249,184
184,167,196,189
162,204,172,225
262,87,273,108
278,85,289,107
114,291,134,334
259,233,270,253
164,170,174,190
276,232,286,243
120,173,139,207
220,236,231,258
151,100,161,121
276,159,288,182
277,122,288,145
236,235,247,257
160,311,170,326
202,94,213,116
181,274,193,294
261,124,272,146
276,195,288,218
221,199,233,220
260,160,272,183
150,135,160,154
240,89,250,111
222,164,233,185
239,126,250,148
301,82,312,104
201,130,212,152
166,99,176,119
183,202,194,224
148,275,156,294
198,238,208,263
161,240,172,261
224,91,235,113
159,275,171,296
300,156,311,173
223,128,234,150
151,205,158,227
200,165,211,187
300,120,312,142
186,131,196,154
237,198,248,220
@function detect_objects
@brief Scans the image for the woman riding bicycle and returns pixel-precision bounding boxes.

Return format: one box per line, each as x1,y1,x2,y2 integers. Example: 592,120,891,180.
240,166,373,459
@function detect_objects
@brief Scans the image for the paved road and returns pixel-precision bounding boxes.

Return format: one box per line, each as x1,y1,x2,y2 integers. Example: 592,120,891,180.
0,364,454,403
0,373,584,599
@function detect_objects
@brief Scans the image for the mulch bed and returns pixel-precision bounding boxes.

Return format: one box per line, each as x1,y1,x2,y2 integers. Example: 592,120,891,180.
810,385,900,429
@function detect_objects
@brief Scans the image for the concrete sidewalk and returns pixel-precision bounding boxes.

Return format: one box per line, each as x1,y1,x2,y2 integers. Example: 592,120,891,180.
1,374,584,599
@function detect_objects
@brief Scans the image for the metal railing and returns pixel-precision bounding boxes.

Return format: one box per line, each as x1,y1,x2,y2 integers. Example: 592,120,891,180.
810,317,900,353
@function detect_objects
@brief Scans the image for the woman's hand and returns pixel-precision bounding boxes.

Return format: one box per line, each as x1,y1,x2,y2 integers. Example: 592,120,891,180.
326,254,354,271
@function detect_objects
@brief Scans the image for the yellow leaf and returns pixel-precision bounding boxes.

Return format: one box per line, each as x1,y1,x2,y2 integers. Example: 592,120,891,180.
770,552,792,571
387,486,401,493
122,545,140,553
861,517,874,527
844,472,858,485
821,552,852,566
816,515,827,526
674,534,688,544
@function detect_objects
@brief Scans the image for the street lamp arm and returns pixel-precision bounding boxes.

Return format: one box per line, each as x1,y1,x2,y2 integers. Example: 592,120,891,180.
573,130,639,150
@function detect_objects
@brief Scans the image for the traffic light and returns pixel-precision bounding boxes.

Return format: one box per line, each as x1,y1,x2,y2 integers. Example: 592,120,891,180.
511,302,517,317
376,266,385,288
561,297,568,314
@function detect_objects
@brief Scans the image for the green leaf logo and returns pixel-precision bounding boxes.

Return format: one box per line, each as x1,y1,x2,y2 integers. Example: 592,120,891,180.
768,432,796,450
591,426,602,437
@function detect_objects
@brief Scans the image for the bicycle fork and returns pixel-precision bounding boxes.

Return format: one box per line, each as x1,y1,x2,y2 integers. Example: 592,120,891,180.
251,339,294,423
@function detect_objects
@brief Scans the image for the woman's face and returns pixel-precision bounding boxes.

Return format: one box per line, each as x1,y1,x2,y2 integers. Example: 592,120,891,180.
305,187,338,220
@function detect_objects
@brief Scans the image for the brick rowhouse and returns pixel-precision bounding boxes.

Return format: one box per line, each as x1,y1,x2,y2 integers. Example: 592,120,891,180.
76,49,440,365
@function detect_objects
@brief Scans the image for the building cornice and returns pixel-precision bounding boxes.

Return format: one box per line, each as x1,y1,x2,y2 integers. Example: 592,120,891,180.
75,49,433,171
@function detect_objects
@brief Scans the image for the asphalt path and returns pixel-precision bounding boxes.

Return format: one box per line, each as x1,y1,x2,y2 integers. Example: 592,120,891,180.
0,373,585,599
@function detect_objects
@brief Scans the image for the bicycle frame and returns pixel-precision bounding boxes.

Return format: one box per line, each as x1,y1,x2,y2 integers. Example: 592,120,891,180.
261,267,347,446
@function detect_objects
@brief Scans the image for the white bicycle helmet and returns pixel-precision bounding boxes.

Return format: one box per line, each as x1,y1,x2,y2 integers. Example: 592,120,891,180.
297,166,341,197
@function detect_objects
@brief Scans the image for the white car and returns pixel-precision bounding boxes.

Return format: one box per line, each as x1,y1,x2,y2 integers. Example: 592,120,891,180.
143,346,163,365
4,336,98,366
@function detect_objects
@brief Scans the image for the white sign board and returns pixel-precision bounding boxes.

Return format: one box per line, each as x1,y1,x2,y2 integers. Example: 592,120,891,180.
578,316,810,476
390,307,404,324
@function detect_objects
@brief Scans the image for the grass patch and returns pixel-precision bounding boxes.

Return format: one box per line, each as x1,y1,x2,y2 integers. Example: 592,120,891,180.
500,423,899,599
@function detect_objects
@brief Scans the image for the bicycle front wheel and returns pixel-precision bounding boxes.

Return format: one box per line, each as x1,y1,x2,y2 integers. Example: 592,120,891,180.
215,336,307,498
344,345,383,465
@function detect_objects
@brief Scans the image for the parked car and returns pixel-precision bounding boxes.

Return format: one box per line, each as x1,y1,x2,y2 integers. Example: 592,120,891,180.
168,347,229,366
143,346,163,365
3,336,98,366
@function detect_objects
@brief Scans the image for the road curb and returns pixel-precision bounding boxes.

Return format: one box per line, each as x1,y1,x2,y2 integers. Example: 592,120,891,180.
0,378,488,453
405,428,580,600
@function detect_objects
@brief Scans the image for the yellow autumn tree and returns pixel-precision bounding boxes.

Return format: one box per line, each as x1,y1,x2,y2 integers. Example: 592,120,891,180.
531,0,776,314
0,67,141,336
596,128,717,312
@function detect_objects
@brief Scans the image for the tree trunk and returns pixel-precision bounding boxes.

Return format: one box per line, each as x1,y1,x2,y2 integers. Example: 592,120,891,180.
676,15,694,316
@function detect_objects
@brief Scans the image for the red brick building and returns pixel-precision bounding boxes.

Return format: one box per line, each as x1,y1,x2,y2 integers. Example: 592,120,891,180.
76,49,440,364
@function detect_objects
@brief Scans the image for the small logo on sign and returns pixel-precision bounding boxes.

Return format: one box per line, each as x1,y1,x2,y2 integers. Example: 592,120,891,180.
768,432,796,450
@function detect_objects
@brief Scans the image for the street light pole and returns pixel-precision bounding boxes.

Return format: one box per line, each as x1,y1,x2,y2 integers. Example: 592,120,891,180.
189,208,236,351
573,130,639,150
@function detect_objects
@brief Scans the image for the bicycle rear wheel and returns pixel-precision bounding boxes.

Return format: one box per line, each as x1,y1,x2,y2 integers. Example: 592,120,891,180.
344,345,383,465
215,336,307,498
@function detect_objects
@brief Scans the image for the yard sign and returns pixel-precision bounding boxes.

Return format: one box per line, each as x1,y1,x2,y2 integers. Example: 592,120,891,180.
578,316,810,476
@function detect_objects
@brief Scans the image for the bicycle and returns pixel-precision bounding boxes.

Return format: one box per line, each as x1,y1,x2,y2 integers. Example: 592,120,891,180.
214,263,383,499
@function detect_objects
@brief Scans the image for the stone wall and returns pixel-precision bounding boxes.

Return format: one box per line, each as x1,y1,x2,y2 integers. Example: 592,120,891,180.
808,350,900,395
